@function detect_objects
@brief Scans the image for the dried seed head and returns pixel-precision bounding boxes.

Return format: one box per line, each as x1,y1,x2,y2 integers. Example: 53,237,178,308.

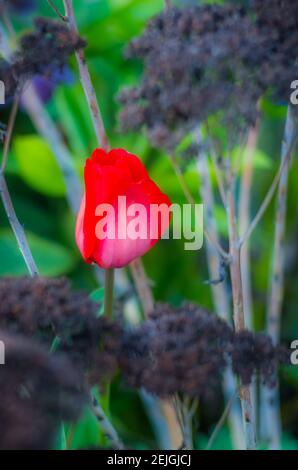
0,277,122,385
119,2,298,151
0,329,86,449
120,303,290,398
1,17,86,96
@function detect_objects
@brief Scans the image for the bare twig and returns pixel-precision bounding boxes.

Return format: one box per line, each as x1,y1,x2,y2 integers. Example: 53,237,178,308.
262,106,298,450
164,0,171,9
239,124,258,329
206,392,237,450
92,395,125,450
267,106,298,344
63,0,109,151
239,125,259,436
130,257,154,316
169,154,229,260
0,90,38,277
226,165,256,450
1,91,21,172
196,151,229,318
239,124,298,247
0,174,39,276
46,0,68,21
195,129,245,450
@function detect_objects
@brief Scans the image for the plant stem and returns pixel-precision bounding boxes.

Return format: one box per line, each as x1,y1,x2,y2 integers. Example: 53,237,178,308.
63,0,109,151
195,131,245,449
239,124,298,247
130,257,154,315
226,169,257,450
262,105,298,449
239,125,259,438
92,394,125,450
206,392,237,450
0,173,39,276
1,91,20,172
46,0,68,21
168,153,229,260
239,125,258,329
104,268,115,318
0,83,38,277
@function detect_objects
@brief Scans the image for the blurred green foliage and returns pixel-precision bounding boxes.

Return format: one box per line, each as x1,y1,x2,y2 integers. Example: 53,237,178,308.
1,0,298,450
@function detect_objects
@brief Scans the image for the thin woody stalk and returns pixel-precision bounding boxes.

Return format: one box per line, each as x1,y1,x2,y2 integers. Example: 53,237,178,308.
196,144,245,450
238,125,259,437
168,132,244,449
226,169,256,450
92,395,125,450
0,87,38,277
63,0,109,151
0,173,38,276
262,105,298,449
239,125,258,329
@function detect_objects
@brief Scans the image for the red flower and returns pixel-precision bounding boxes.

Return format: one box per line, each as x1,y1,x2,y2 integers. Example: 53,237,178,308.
76,148,171,269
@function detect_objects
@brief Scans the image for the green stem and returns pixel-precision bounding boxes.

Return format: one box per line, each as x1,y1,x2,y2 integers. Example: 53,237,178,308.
100,268,115,427
104,268,114,318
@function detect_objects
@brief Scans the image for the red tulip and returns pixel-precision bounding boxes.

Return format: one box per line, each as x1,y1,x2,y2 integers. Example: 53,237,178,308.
76,148,171,269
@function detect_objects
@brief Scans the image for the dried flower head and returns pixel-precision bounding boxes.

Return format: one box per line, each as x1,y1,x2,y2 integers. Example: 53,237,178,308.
120,303,290,398
0,277,122,384
119,1,298,151
0,17,85,97
0,329,86,449
121,304,231,398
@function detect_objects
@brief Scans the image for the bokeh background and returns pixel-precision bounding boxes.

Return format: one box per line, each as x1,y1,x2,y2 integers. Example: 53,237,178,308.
1,0,298,449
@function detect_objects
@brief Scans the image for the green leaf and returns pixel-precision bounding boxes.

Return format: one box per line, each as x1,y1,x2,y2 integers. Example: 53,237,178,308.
67,407,101,450
13,135,66,197
0,230,76,276
53,423,67,450
90,287,105,317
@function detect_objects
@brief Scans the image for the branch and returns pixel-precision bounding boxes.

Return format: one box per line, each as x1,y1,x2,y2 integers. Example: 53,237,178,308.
0,174,39,276
0,88,38,276
169,153,229,260
130,257,154,316
226,165,256,449
267,106,298,344
63,0,109,151
91,395,125,450
206,392,237,450
46,0,68,21
262,106,298,450
195,128,244,449
239,122,298,247
239,124,259,329
1,91,21,172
